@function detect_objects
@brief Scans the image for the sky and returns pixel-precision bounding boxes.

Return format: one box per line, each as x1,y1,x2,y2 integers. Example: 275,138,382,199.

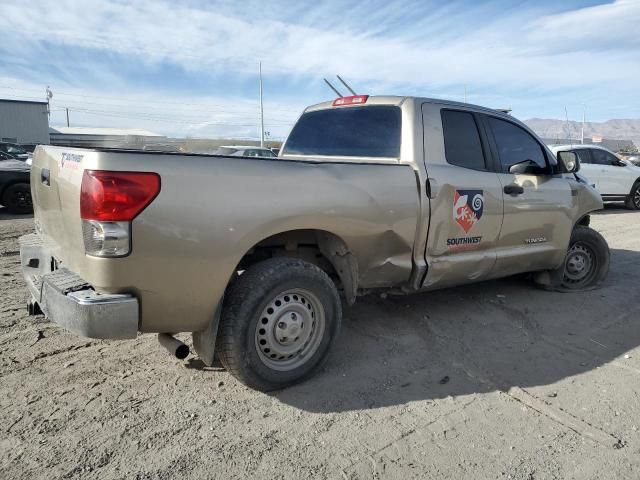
0,0,638,139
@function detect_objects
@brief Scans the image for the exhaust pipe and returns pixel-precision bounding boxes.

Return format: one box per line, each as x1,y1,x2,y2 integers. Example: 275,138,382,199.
158,333,190,360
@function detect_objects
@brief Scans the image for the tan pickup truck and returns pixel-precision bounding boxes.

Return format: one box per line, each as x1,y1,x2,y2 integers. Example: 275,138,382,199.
20,95,608,391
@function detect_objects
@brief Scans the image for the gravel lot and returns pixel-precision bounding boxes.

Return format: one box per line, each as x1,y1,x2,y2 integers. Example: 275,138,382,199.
1,206,640,479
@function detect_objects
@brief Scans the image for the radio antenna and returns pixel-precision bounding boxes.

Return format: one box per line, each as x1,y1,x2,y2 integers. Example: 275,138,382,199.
323,78,344,97
336,75,357,95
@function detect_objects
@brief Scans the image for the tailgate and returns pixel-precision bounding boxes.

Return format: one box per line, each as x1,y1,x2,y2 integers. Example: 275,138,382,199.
31,146,94,267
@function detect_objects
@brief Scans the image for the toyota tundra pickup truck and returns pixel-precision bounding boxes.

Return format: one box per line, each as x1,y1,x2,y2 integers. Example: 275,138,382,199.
20,95,609,391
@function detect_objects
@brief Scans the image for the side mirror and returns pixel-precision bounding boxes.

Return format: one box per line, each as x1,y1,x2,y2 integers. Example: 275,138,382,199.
557,151,580,173
508,159,546,175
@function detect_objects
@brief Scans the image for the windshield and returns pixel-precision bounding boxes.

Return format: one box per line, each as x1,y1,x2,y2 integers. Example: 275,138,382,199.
215,147,238,155
3,144,27,154
283,106,401,158
257,149,276,157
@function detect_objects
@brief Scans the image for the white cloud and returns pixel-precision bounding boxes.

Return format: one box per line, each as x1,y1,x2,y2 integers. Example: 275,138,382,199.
528,0,640,53
2,0,639,90
0,75,304,139
0,0,638,134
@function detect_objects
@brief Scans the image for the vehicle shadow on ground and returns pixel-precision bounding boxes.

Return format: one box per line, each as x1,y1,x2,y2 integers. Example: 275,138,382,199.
0,206,33,221
273,247,640,413
594,203,638,215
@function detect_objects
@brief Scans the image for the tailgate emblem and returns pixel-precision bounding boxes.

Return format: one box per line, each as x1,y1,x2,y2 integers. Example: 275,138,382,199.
453,190,484,234
61,152,84,169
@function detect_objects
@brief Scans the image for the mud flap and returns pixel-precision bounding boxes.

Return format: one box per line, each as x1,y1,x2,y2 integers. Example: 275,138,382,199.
192,300,223,367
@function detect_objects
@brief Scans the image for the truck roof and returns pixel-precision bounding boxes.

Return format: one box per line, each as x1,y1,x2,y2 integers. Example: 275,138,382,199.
304,95,512,119
549,144,617,153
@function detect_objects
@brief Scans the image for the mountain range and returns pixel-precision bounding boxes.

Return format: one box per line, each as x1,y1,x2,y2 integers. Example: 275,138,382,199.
524,118,640,149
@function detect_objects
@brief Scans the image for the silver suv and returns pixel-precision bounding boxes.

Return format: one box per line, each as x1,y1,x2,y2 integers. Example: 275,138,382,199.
550,144,640,210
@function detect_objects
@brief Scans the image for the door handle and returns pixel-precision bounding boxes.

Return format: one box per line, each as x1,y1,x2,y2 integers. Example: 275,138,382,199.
503,184,524,195
41,168,50,186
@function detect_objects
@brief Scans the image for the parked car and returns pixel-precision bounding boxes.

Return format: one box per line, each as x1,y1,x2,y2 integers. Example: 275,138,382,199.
0,142,33,163
549,144,640,210
213,145,277,158
0,158,32,214
20,95,607,391
624,155,640,167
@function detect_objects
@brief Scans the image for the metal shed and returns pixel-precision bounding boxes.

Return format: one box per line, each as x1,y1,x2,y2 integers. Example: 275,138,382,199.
0,99,50,145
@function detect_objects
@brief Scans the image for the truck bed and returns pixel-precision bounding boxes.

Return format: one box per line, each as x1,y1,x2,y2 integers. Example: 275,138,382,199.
29,145,420,333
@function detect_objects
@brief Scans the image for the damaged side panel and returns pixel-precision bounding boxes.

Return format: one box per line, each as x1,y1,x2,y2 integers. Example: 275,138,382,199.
88,156,421,334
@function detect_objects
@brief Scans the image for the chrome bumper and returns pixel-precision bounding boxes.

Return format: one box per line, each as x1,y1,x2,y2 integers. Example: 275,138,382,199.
19,233,139,339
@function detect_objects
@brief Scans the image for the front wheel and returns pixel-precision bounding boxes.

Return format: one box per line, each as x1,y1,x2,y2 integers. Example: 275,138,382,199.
559,226,610,290
625,182,640,210
217,257,341,391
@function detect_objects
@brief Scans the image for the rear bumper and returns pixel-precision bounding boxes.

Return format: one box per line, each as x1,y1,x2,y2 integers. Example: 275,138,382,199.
19,233,139,339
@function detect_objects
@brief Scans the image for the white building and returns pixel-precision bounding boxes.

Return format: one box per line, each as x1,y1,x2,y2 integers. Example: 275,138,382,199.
49,126,166,149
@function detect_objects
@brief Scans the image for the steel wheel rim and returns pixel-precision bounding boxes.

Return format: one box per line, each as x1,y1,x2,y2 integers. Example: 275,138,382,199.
563,242,596,286
13,189,32,209
634,187,640,208
254,288,325,371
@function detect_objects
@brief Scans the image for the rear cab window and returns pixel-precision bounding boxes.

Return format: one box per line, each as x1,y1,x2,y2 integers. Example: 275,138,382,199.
282,106,401,158
441,110,487,171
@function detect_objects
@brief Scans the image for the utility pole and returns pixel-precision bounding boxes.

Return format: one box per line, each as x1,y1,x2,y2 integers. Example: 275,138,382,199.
45,86,53,120
581,105,585,145
259,62,265,148
66,108,70,127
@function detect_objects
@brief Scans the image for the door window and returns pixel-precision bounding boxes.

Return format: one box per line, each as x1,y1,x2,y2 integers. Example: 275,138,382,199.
590,149,619,166
572,149,592,164
441,110,486,171
487,117,549,174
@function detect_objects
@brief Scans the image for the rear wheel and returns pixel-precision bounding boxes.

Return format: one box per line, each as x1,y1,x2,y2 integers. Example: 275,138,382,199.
559,226,609,290
2,183,32,214
217,257,341,391
625,182,640,210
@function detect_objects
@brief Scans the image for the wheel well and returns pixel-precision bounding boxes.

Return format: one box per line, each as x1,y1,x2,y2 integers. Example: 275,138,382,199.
576,215,591,227
235,229,358,304
0,181,29,197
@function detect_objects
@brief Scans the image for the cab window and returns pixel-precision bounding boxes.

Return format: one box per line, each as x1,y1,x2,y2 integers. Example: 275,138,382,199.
572,149,592,164
590,149,619,166
441,110,486,171
283,106,401,158
487,117,549,174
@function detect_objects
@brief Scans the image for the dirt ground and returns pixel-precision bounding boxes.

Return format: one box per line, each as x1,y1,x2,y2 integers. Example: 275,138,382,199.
1,206,640,480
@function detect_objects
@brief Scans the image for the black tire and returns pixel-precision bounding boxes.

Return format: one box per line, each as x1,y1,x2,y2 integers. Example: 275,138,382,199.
625,182,640,210
559,226,610,291
2,183,33,214
217,257,341,391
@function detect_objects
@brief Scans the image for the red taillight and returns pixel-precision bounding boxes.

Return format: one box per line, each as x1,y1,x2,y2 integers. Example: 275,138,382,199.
80,170,160,221
332,95,369,107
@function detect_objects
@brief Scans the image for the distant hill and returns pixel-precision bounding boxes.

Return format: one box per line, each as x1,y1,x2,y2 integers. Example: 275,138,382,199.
524,118,640,150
